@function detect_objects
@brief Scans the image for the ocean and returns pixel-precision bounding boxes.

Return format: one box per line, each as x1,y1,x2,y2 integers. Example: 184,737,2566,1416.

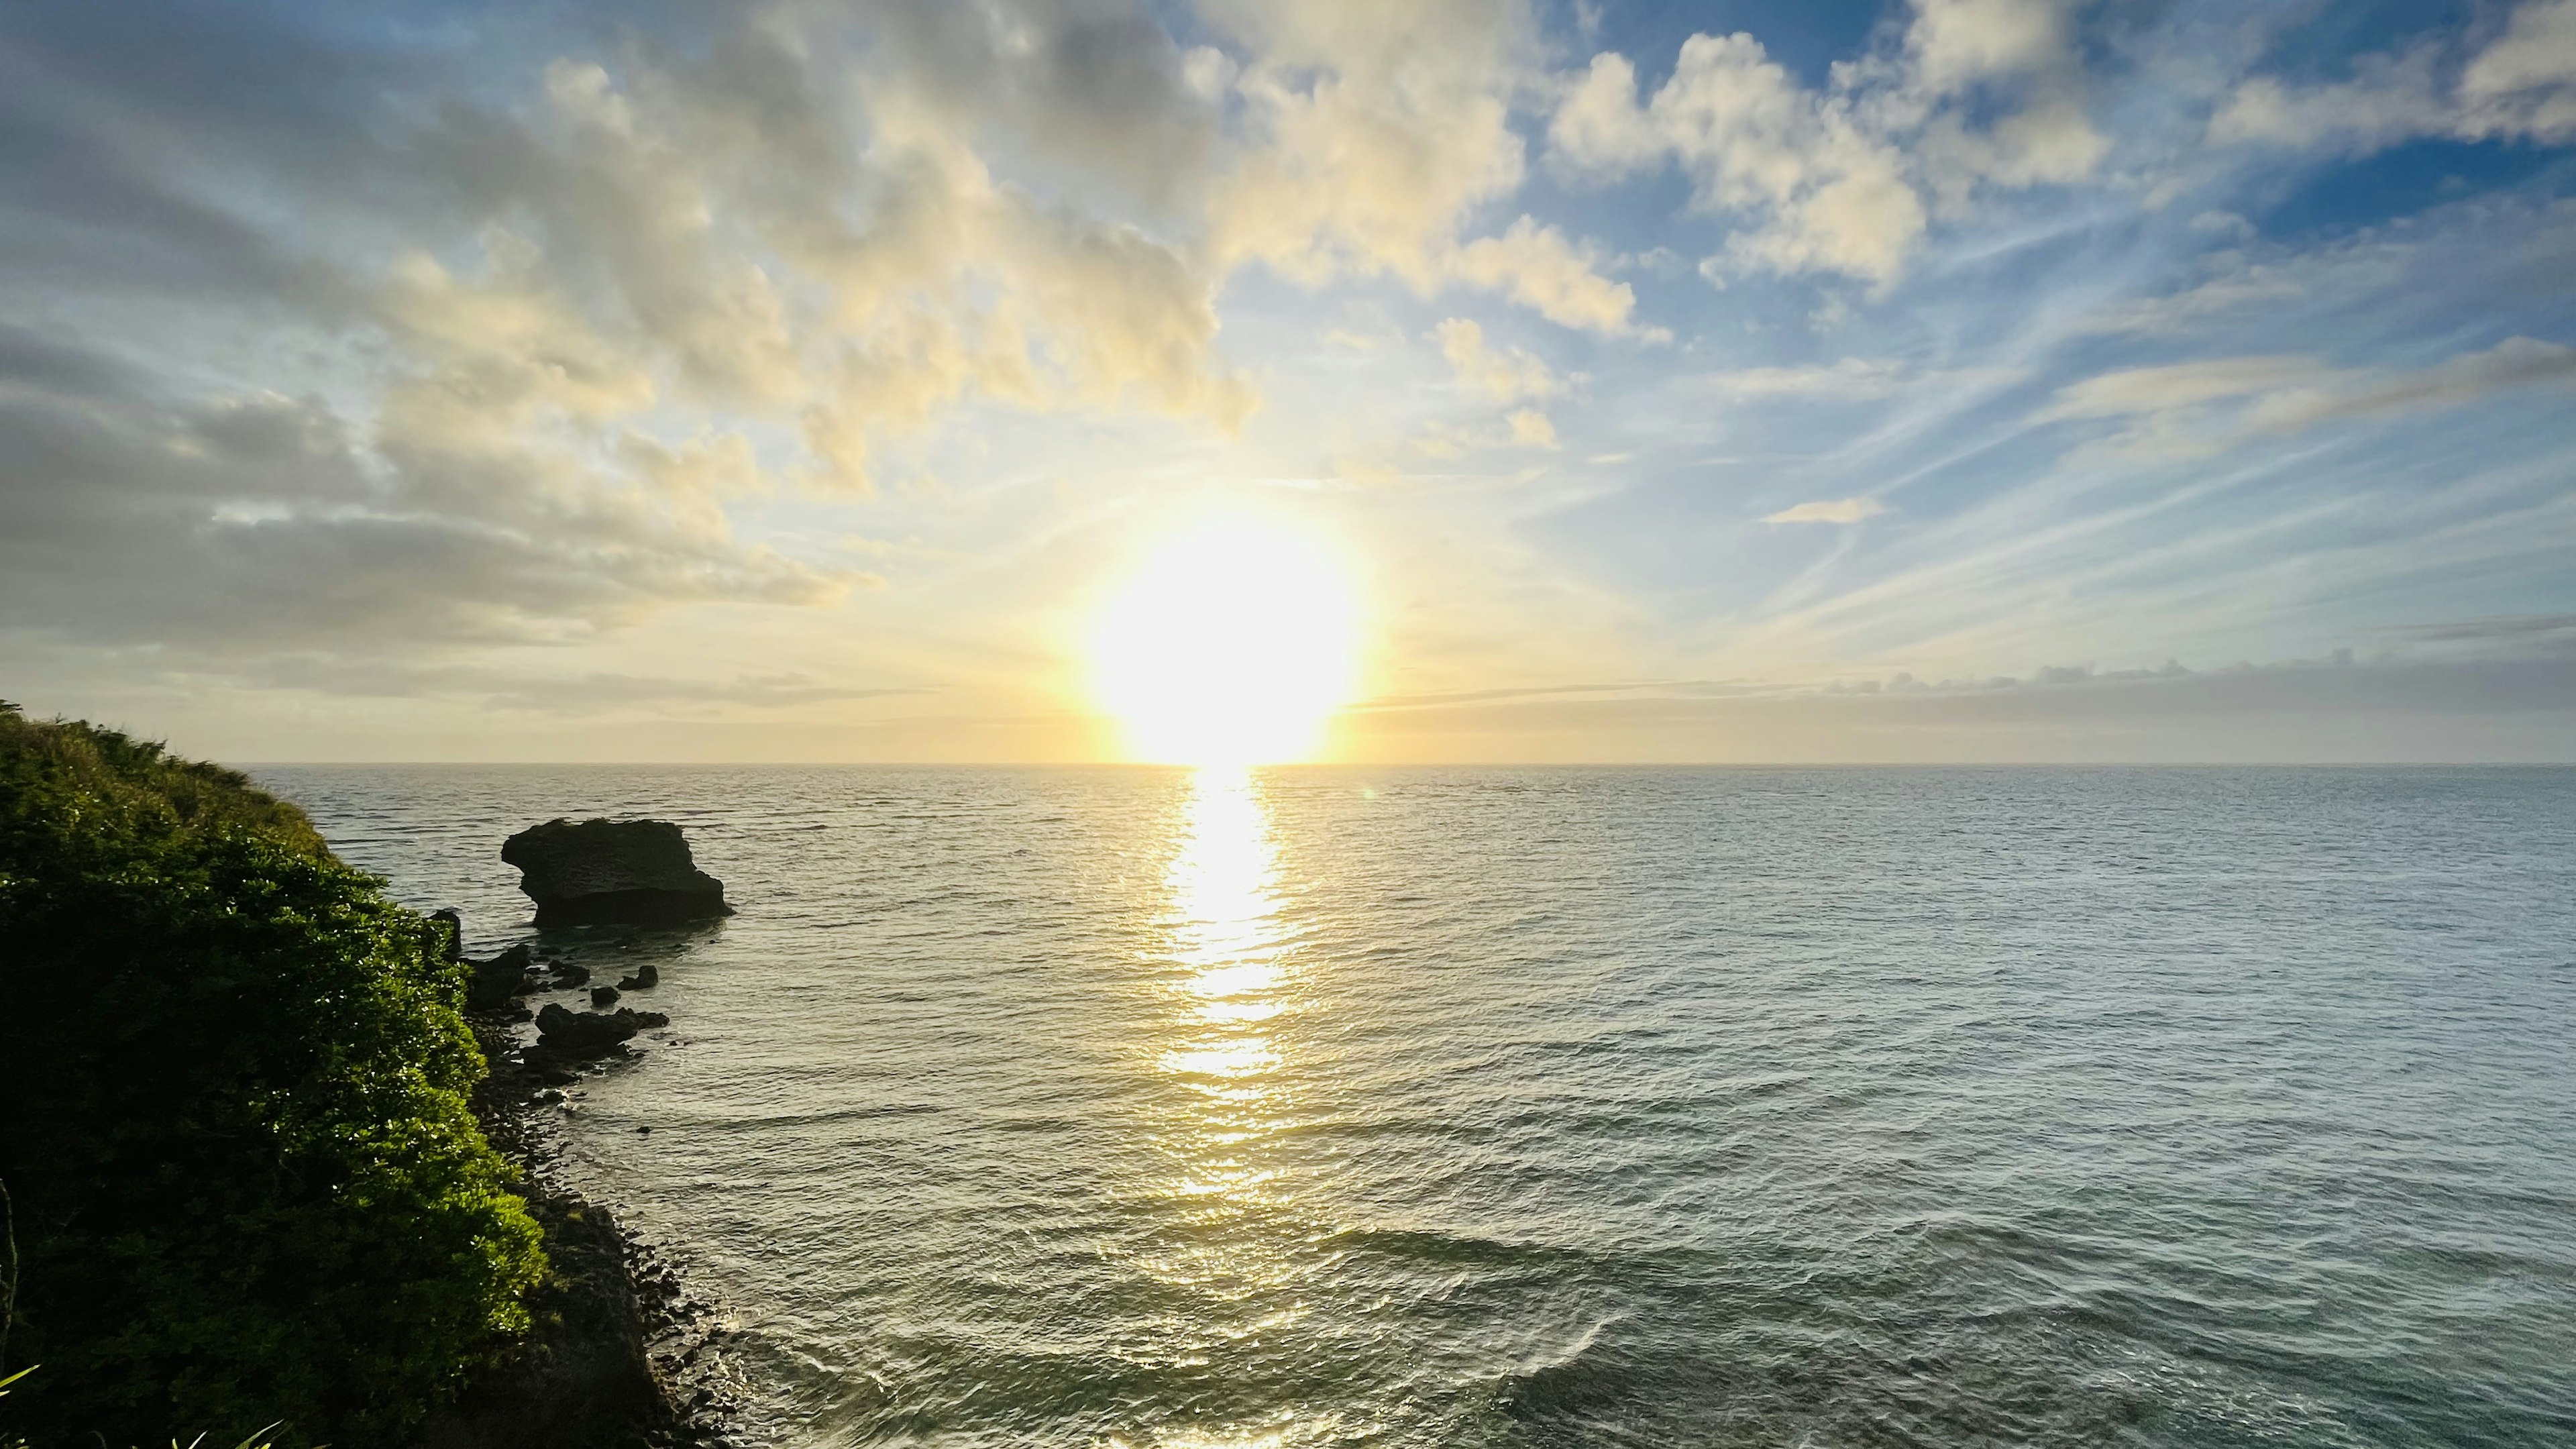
252,765,2576,1448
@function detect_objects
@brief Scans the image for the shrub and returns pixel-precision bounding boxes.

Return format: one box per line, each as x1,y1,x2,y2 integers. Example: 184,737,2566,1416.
0,706,546,1446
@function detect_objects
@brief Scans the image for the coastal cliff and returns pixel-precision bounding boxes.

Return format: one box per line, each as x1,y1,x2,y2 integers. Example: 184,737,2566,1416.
0,704,720,1448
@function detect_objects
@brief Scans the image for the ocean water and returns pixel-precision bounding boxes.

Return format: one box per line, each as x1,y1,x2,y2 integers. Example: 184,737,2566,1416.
253,765,2576,1449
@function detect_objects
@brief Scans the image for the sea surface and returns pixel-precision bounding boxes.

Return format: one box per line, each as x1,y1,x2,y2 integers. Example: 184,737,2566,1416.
253,765,2576,1449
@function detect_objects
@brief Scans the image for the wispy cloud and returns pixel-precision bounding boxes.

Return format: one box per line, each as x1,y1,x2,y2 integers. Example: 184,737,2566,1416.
2039,338,2576,458
1765,498,1889,525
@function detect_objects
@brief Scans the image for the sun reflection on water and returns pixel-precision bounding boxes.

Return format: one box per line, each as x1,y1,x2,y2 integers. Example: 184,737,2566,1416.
1135,764,1323,1442
1159,765,1293,1099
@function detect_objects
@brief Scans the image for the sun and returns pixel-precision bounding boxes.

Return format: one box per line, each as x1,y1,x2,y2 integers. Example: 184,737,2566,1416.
1090,517,1361,765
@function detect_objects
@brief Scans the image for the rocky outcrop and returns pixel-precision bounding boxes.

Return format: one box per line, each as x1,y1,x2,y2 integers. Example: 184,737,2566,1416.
411,1186,672,1449
467,943,538,1012
535,1003,672,1057
429,908,465,962
414,1020,737,1449
536,1002,637,1055
502,820,733,927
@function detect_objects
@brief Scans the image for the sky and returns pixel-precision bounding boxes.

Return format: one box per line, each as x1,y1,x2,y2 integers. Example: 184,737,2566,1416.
1,0,2572,763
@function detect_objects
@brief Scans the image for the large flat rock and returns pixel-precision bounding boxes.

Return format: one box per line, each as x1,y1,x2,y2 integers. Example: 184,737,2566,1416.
502,818,732,926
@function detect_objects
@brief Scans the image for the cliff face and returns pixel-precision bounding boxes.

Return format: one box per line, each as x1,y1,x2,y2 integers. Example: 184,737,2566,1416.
0,705,545,1448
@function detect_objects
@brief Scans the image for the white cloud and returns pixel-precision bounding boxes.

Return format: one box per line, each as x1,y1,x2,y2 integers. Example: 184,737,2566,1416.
1766,497,1888,524
2039,355,2331,421
2465,0,2576,126
1451,217,1662,338
1699,357,1911,398
1505,407,1560,449
1904,0,2080,93
1435,317,1562,403
1203,0,1523,288
1546,0,2106,286
1196,2,1655,337
2212,0,2576,154
2039,338,2576,456
1616,34,1927,284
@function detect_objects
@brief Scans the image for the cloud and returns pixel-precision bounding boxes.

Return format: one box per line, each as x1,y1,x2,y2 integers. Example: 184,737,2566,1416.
0,375,847,654
1435,318,1561,402
1765,498,1888,525
2039,339,2576,455
1904,0,2080,93
2211,0,2576,154
1336,653,2576,763
1553,40,1926,285
0,0,1308,672
2388,613,2576,650
1505,407,1559,449
1450,216,1662,338
2039,355,2331,421
1546,0,2106,286
1195,5,1651,337
1699,358,1911,398
1201,0,1522,288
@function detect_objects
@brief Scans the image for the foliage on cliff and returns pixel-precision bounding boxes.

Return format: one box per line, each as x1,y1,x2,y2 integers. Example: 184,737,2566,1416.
0,703,547,1447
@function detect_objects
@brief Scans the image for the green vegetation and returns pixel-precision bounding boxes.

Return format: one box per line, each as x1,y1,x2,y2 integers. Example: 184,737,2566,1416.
0,703,546,1447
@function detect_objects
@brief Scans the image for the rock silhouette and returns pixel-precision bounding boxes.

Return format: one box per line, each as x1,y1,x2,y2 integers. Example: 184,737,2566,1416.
466,943,537,1012
502,818,732,926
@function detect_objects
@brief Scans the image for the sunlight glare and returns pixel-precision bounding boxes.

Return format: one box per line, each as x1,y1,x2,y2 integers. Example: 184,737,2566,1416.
1091,519,1359,765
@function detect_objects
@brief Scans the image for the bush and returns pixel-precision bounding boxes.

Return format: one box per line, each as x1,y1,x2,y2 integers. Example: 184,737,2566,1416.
0,705,546,1446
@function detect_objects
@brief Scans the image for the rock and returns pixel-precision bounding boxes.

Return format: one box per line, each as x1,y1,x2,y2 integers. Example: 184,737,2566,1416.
623,1009,669,1029
591,985,621,1008
428,908,464,963
501,818,732,927
615,963,659,991
536,1002,639,1055
409,1191,673,1449
466,942,536,1012
550,961,592,987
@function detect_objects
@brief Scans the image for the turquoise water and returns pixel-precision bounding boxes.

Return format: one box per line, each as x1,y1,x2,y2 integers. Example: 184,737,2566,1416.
257,766,2576,1448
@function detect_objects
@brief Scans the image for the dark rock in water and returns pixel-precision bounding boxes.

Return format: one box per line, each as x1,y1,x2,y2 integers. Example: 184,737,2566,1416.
623,1010,669,1029
537,1002,639,1055
551,961,593,987
616,963,659,991
466,942,536,1012
428,908,464,963
591,984,621,1008
502,818,732,927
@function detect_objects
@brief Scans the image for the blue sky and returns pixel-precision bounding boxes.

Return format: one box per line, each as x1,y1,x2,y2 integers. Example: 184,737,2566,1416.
0,0,2570,760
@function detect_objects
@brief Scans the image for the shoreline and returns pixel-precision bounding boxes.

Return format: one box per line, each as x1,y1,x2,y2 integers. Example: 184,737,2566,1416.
413,1013,744,1449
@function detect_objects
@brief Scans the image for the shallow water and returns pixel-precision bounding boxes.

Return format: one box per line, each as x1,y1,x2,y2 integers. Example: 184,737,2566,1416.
256,765,2576,1448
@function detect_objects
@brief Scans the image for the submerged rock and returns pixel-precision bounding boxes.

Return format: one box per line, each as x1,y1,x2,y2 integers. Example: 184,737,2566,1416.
502,818,733,926
616,963,659,991
591,984,621,1008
